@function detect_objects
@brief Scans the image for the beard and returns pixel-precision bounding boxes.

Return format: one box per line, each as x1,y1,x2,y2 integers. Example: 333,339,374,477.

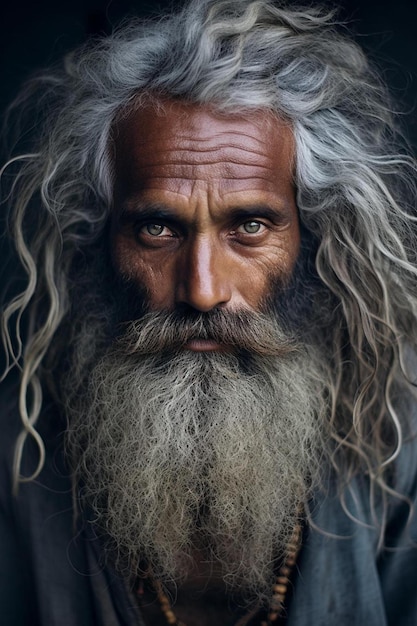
63,296,329,600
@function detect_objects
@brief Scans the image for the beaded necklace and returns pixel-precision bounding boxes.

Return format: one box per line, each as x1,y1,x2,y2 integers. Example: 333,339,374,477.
137,518,302,626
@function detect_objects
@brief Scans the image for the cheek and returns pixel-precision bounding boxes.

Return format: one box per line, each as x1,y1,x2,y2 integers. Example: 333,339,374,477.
238,265,270,307
280,225,301,283
277,220,301,282
239,259,294,309
239,230,301,307
111,235,176,309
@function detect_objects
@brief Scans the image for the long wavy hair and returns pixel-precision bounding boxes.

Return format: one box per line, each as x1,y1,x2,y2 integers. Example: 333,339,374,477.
2,0,417,533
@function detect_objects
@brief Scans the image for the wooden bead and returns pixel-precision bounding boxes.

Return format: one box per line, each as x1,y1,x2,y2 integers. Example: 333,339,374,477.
270,596,285,610
271,593,285,604
277,576,288,584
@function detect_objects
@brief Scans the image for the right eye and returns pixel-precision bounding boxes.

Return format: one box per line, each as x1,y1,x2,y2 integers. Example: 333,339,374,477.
142,223,170,236
134,221,178,247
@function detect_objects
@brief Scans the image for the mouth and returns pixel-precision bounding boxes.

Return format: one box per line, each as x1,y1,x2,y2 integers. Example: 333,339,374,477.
184,338,228,352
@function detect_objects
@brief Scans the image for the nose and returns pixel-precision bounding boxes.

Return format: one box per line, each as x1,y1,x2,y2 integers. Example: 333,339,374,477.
176,235,232,312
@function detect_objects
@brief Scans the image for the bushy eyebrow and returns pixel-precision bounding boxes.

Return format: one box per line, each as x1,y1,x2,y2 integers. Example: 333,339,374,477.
117,200,293,227
225,205,293,225
117,202,179,225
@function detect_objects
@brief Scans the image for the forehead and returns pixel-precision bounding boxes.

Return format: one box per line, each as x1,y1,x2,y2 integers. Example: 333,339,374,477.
113,99,295,203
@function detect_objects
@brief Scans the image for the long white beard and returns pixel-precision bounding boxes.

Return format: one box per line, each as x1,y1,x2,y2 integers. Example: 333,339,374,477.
65,311,328,599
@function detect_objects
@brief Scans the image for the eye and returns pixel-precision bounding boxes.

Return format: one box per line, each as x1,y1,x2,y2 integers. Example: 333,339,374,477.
134,221,176,246
144,223,168,236
237,220,265,234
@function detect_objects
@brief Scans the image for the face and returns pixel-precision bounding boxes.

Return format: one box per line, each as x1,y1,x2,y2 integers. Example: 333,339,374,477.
111,100,300,349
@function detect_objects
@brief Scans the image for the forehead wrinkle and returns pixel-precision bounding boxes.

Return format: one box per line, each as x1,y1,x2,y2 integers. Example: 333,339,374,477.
135,129,270,145
167,133,274,152
133,160,275,172
131,147,280,176
133,144,278,165
133,174,277,181
114,100,296,207
131,165,278,185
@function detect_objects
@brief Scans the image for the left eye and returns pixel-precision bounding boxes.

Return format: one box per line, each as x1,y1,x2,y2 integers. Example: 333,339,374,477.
144,223,169,236
238,221,264,234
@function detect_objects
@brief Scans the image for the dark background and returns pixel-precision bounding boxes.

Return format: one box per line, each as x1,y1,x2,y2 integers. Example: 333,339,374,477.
0,0,416,295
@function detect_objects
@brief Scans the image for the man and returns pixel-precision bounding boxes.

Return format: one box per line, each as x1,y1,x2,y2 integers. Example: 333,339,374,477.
1,0,417,624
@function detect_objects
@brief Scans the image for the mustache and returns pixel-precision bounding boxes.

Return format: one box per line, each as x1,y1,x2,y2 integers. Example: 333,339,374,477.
115,309,299,357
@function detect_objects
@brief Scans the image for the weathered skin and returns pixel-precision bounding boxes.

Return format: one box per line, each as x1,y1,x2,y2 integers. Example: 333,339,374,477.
112,100,300,352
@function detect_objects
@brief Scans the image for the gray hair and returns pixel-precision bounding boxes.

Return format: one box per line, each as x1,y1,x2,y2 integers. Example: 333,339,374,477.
2,0,417,529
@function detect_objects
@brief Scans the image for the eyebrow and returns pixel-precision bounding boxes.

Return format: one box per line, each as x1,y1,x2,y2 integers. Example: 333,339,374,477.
117,200,293,226
117,202,180,225
225,205,293,224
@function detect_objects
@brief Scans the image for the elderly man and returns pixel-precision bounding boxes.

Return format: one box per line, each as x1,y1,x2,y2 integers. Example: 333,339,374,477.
1,0,417,624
